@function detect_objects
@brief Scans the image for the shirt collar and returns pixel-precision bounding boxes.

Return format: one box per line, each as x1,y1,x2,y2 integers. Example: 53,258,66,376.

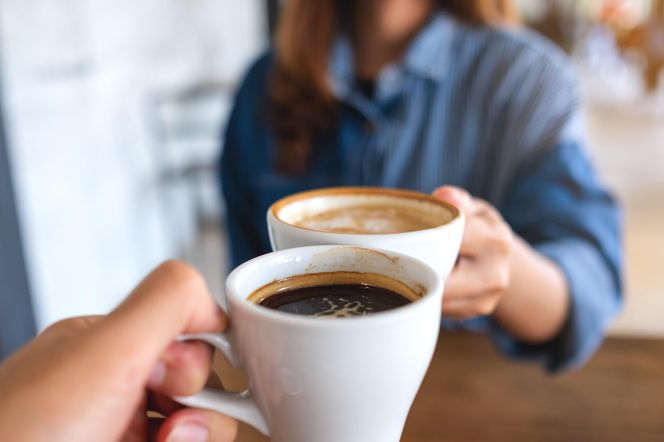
328,12,457,101
403,12,456,80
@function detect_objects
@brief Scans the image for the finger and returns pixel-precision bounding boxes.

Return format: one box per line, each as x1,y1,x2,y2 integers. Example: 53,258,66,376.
470,198,504,224
148,367,226,417
443,259,483,300
147,366,225,417
156,408,238,442
457,213,493,256
80,261,226,389
443,296,498,319
147,341,214,396
457,204,512,258
433,189,500,257
432,186,473,214
444,258,508,301
442,298,476,319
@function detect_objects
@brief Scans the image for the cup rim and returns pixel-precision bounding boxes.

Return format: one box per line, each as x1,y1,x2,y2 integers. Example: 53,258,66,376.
224,245,443,329
268,186,461,237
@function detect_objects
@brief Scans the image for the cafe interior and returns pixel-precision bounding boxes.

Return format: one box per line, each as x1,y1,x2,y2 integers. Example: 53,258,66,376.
1,0,663,440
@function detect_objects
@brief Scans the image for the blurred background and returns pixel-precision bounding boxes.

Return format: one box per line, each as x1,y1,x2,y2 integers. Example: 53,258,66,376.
1,0,663,357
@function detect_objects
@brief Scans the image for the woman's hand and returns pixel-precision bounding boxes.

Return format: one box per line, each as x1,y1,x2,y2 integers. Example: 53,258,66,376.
433,186,569,343
0,261,238,442
433,186,514,319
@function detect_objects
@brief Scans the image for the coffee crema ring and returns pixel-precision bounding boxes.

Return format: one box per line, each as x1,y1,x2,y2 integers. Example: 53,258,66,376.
249,272,421,318
271,187,458,235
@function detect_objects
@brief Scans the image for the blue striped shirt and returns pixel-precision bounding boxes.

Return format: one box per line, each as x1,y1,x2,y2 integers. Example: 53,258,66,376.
220,13,622,372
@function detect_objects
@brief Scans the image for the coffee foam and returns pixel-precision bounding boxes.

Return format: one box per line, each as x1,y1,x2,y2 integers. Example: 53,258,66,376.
277,193,454,235
307,295,383,318
248,271,422,309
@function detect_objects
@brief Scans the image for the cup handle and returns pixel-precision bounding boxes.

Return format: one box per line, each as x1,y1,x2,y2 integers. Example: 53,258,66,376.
172,333,270,436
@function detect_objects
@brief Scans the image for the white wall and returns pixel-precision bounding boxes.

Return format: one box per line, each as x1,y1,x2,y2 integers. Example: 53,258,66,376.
1,0,265,329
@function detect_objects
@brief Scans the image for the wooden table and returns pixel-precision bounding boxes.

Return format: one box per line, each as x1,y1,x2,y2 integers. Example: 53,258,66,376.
216,332,664,442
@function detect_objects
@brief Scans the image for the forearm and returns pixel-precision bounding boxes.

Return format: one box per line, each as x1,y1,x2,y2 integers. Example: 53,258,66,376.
493,235,570,343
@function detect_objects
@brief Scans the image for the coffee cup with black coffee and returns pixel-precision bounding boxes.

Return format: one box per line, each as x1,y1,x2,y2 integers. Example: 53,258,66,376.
267,187,464,279
174,245,443,442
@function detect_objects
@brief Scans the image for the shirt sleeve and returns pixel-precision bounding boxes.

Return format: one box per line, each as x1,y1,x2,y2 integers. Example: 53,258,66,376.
472,32,622,372
492,140,623,373
219,55,272,270
486,36,624,372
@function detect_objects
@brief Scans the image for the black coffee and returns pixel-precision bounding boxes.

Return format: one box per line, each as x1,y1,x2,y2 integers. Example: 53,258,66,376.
258,283,412,318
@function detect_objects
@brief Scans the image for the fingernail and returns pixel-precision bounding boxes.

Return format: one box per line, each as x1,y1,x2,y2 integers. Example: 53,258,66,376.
147,361,166,387
166,422,209,442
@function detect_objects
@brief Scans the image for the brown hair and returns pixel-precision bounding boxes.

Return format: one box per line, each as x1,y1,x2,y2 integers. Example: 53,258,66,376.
271,0,519,174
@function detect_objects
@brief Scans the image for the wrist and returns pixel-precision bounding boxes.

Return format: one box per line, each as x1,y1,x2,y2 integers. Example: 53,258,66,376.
492,236,570,343
490,228,524,312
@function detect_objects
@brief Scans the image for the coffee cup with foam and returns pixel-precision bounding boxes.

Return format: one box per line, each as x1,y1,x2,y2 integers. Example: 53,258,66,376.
267,187,464,280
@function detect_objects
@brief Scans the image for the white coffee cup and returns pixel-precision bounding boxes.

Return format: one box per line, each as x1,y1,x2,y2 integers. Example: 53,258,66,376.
175,245,443,442
267,187,464,279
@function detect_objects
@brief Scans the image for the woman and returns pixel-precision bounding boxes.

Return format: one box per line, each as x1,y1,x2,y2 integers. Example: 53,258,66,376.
220,0,622,372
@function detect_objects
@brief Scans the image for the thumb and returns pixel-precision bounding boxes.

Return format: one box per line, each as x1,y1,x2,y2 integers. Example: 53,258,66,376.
432,186,472,214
